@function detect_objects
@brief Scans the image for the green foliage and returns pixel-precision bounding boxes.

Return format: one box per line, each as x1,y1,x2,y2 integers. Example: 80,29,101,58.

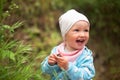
0,23,34,80
0,19,34,80
90,0,120,42
0,0,18,21
0,1,44,80
0,0,6,18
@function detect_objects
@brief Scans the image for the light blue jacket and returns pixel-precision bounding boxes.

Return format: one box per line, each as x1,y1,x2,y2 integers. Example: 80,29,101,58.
41,46,95,80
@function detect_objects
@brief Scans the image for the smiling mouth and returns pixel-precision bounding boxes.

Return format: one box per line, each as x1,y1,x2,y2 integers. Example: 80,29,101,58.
76,39,85,43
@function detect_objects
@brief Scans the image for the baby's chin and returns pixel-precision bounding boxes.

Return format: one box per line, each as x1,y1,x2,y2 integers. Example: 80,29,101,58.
75,46,85,50
69,47,83,52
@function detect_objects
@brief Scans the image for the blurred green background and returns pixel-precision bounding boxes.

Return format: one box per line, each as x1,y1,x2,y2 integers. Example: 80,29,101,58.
0,0,120,80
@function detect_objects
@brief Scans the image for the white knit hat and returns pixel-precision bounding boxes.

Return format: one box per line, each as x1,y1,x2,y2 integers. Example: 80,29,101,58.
59,9,89,39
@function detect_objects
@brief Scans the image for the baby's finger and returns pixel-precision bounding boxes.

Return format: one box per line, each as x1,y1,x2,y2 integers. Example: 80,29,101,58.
57,54,62,57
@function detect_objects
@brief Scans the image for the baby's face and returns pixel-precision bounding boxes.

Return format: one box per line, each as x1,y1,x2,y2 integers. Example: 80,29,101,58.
65,20,90,51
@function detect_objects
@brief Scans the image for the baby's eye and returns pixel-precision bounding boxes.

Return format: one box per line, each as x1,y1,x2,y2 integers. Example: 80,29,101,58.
74,29,79,32
84,29,89,32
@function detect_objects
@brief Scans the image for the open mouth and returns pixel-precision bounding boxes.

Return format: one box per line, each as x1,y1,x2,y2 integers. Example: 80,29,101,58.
76,39,85,43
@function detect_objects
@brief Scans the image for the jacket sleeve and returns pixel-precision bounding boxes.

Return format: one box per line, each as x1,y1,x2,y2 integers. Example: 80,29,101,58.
41,47,60,76
41,57,60,75
66,49,95,80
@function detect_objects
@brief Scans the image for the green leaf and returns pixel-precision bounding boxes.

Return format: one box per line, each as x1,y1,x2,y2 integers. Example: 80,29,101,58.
2,25,10,29
9,51,15,61
10,21,24,32
2,40,17,50
0,50,15,61
15,42,32,54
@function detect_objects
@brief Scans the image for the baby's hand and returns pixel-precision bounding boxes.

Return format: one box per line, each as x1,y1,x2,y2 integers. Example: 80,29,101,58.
55,54,68,70
48,54,57,66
